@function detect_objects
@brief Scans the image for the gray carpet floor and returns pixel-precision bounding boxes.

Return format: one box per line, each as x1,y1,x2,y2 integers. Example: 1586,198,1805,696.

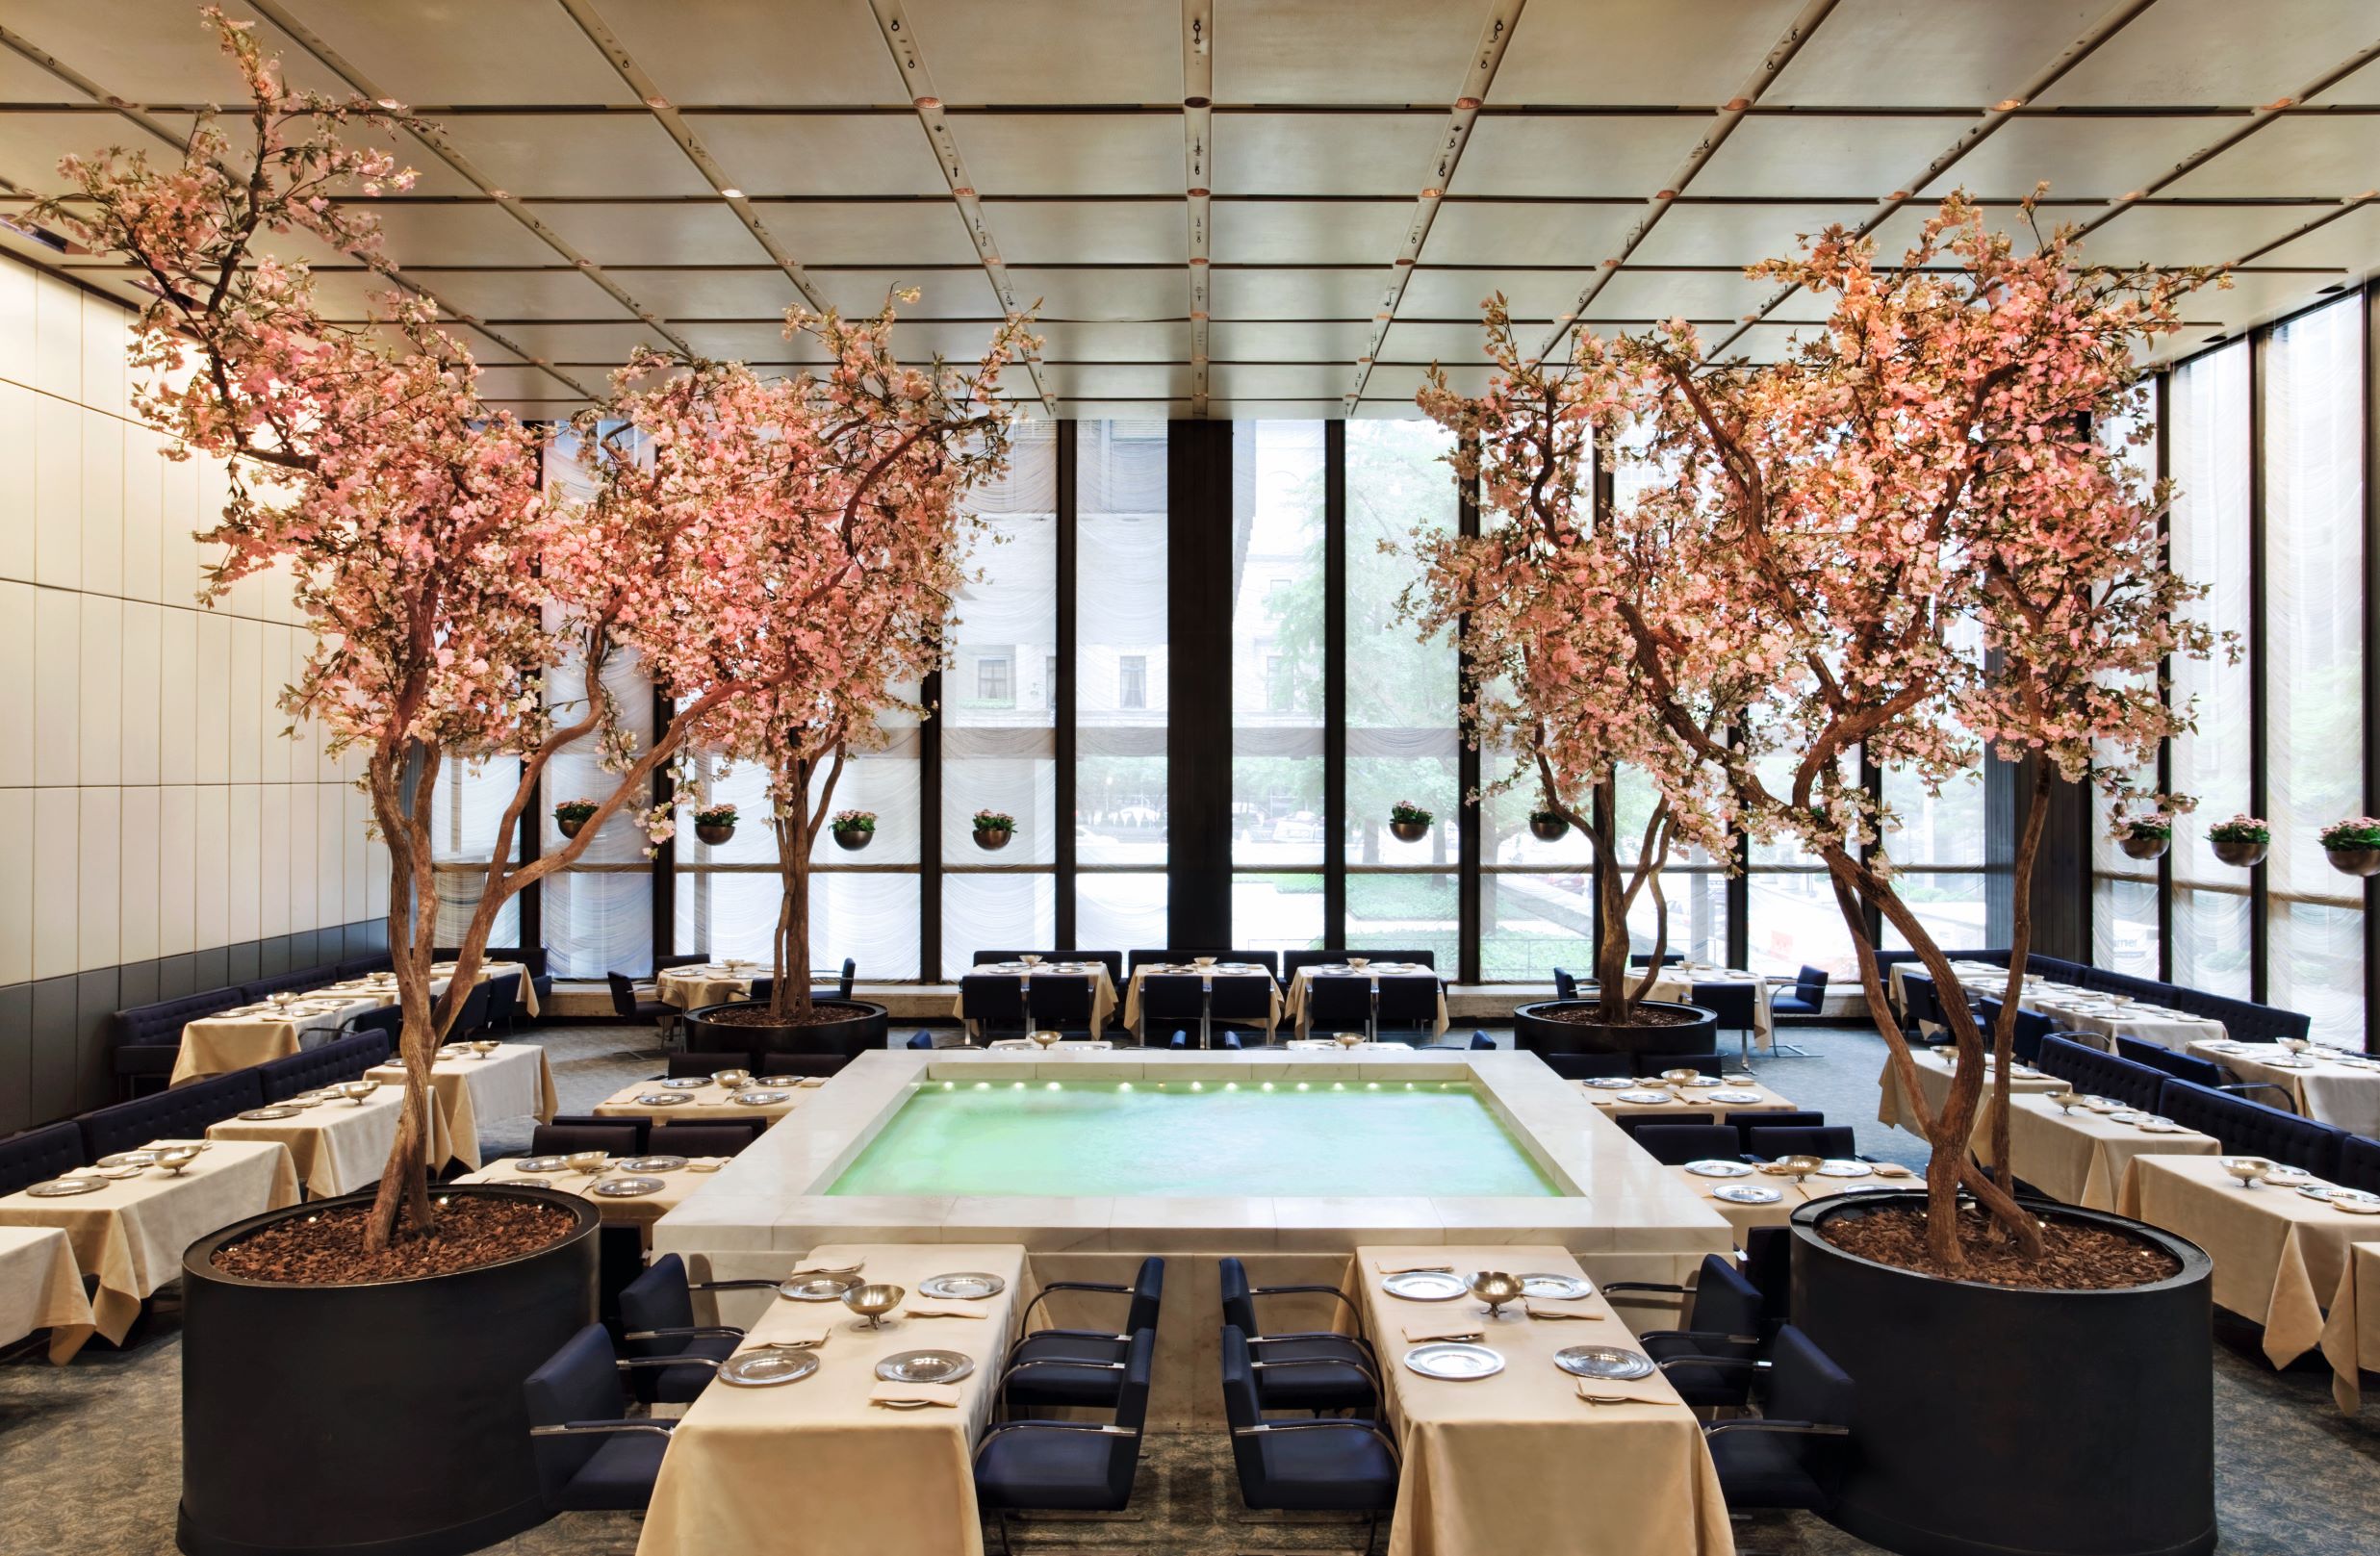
3,1023,2375,1554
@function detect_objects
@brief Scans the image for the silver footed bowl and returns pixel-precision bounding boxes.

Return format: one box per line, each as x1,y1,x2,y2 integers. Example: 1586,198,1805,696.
841,1283,906,1329
1469,1270,1523,1319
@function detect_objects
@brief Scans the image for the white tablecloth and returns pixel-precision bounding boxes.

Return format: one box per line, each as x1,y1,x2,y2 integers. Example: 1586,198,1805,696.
1285,963,1448,1039
592,1076,814,1123
2319,1240,2380,1413
0,1225,95,1363
456,1159,717,1247
365,1043,558,1169
1878,1049,2066,1133
950,961,1120,1037
206,1086,407,1198
1973,1093,2222,1212
1582,1077,1799,1122
1646,964,1777,1046
1121,963,1284,1038
657,963,758,1012
2189,1041,2380,1135
1668,1167,1913,1242
172,962,534,1083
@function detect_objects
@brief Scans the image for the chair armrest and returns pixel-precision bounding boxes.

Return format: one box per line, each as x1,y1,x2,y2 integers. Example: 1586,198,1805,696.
1018,1327,1131,1344
690,1278,785,1292
972,1421,1139,1463
624,1326,744,1342
1015,1281,1131,1331
1656,1354,1768,1376
613,1355,724,1373
1248,1330,1378,1361
1249,1283,1361,1312
531,1418,677,1441
1702,1418,1850,1439
1251,1353,1382,1388
1232,1419,1402,1465
2217,1082,2296,1106
999,1357,1126,1389
1635,1329,1760,1348
1600,1282,1690,1297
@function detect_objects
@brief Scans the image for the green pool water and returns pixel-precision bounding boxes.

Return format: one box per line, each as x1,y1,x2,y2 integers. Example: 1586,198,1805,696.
829,1080,1562,1198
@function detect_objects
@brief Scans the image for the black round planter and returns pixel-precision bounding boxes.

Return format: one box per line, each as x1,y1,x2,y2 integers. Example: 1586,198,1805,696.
1528,816,1570,841
832,827,874,852
1789,1192,2214,1556
683,997,889,1059
1388,819,1430,842
178,1185,600,1556
973,826,1012,851
553,814,587,839
2118,832,2169,861
1510,998,1718,1058
2325,845,2380,878
695,821,735,846
2211,837,2267,868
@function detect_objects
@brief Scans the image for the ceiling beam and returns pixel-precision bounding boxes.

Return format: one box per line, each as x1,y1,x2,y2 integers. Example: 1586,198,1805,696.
1182,0,1212,417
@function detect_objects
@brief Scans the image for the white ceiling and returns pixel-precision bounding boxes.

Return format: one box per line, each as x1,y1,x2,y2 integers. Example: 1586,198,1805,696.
1,0,2373,421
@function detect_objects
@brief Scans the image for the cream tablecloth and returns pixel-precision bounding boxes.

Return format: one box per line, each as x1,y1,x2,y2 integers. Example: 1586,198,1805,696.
1666,1168,1910,1242
1286,963,1448,1040
0,1225,95,1363
2319,1241,2380,1413
0,1139,298,1343
2188,1041,2380,1135
637,1242,1031,1556
1121,963,1284,1038
1969,1093,2221,1211
1645,964,1777,1046
172,962,534,1084
1878,1049,2065,1132
1347,1243,1733,1556
1887,964,2226,1052
364,1042,558,1169
656,963,760,1012
1583,1077,1797,1122
591,1076,812,1123
456,1158,713,1245
2120,1154,2380,1367
949,961,1120,1038
206,1085,406,1198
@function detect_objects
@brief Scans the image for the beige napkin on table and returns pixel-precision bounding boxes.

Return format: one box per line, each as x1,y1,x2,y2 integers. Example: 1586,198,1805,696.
795,1077,829,1087
1574,1380,1673,1405
1523,1300,1605,1321
1400,1319,1484,1342
870,1380,964,1408
903,1302,988,1319
789,1260,862,1279
754,1326,833,1349
1373,1259,1453,1275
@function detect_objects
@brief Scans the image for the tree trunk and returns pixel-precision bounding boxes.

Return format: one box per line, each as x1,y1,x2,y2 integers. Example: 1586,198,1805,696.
1590,776,1628,1022
363,743,443,1252
1984,759,2056,1256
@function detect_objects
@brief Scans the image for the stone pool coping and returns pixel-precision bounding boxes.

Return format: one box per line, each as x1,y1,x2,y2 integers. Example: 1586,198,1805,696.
653,1046,1736,1259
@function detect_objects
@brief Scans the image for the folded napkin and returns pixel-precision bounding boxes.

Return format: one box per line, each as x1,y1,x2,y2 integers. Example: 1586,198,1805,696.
761,1325,833,1349
796,1077,829,1087
1523,1299,1604,1321
1373,1259,1453,1275
789,1260,862,1279
870,1381,964,1408
903,1302,987,1319
1574,1380,1672,1406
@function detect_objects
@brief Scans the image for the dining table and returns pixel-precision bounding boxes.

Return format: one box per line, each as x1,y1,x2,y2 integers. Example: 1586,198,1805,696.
1890,963,2228,1052
170,960,537,1084
1967,1091,2223,1212
1580,1074,1797,1122
1642,962,1778,1047
1666,1164,1915,1241
2188,1039,2380,1135
1119,960,1284,1038
2318,1240,2380,1414
635,1241,1033,1556
454,1155,719,1244
205,1082,408,1198
1285,962,1448,1040
656,962,766,1012
0,1139,298,1345
1877,1046,2066,1133
2120,1153,2380,1367
591,1074,816,1123
1344,1244,1734,1556
950,959,1121,1038
363,1041,558,1169
0,1225,96,1363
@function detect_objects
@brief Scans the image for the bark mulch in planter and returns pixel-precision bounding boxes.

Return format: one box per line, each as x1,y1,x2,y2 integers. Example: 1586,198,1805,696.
1822,1201,2183,1290
1535,1004,1702,1029
703,1001,875,1028
212,1195,578,1285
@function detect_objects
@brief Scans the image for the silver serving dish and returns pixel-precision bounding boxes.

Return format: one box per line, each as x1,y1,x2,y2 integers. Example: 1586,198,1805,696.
1381,1269,1470,1302
1684,1160,1753,1178
589,1176,665,1198
1815,1161,1872,1178
659,1077,709,1090
1713,1185,1784,1205
875,1349,975,1386
634,1092,690,1107
510,1156,570,1173
1517,1273,1594,1300
917,1272,1007,1300
779,1272,862,1301
1553,1344,1655,1381
718,1348,821,1388
1678,1075,1725,1088
1583,1077,1635,1090
1402,1342,1504,1381
96,1151,159,1169
25,1177,109,1197
617,1155,688,1174
236,1106,302,1121
731,1089,791,1106
2329,1189,2380,1214
1708,1089,1765,1105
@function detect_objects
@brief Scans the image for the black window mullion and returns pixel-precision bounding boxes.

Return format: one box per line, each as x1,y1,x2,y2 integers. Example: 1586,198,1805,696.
2365,285,2380,1052
1456,434,1481,984
1323,420,1347,948
921,664,943,979
2249,329,2270,1002
1055,420,1079,948
2155,369,2175,982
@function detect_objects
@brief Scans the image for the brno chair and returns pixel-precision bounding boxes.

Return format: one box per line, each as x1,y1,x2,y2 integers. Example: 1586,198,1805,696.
1702,1325,1855,1515
530,1119,645,1157
651,1120,765,1157
1373,974,1443,1045
1543,1051,1631,1082
1901,975,1946,1046
448,979,498,1045
974,1330,1155,1556
1304,973,1375,1043
1218,1256,1378,1415
523,1324,691,1512
814,956,857,1002
1770,965,1830,1017
1631,1124,1754,1167
1744,1124,1861,1161
1694,982,1761,1072
1740,1225,1793,1326
1630,951,1686,968
1551,966,1579,1001
1219,1327,1399,1554
1606,1252,1772,1410
1724,1110,1824,1153
616,1252,784,1403
1209,973,1279,1045
605,971,679,1046
1416,1030,1497,1052
1139,974,1206,1046
1003,1257,1167,1414
1025,974,1097,1037
1168,1028,1242,1050
961,974,1029,1043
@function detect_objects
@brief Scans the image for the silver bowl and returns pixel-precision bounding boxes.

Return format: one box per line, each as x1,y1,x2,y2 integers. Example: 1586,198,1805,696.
1469,1270,1523,1320
711,1069,753,1091
841,1282,906,1330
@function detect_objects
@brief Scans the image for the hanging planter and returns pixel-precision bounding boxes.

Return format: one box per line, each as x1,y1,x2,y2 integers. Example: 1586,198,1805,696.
551,798,598,840
2320,817,2380,879
972,808,1015,851
2116,814,2171,862
1388,801,1433,844
694,804,738,847
1528,808,1571,843
2207,813,2269,869
831,808,877,852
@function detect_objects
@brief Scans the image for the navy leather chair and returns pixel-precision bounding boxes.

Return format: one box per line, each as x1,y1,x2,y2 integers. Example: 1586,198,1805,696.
1218,1256,1377,1415
336,1005,403,1045
1220,1326,1398,1546
0,1122,86,1196
1745,1125,1860,1161
1417,1030,1497,1052
110,987,247,1099
815,956,858,1001
1209,974,1279,1041
975,1329,1154,1553
1609,1253,1770,1409
650,1120,764,1157
523,1324,684,1512
1704,1325,1855,1513
961,974,1029,1041
1694,982,1761,1068
1305,974,1375,1041
2036,1035,2169,1112
78,1070,265,1162
1725,1110,1823,1151
479,946,553,1018
1026,974,1097,1036
742,978,776,1006
1543,1052,1631,1081
1167,1027,1242,1050
616,1252,782,1403
1551,966,1579,1001
2116,1035,2230,1089
1003,1258,1166,1414
1139,975,1205,1045
907,1031,936,1049
1771,965,1830,1017
1631,952,1686,968
1742,1226,1793,1325
530,1119,645,1157
1899,973,1943,1044
462,975,513,1038
668,1050,757,1079
1373,975,1444,1044
257,1029,394,1102
2155,1080,2343,1178
2009,1006,2058,1065
604,971,678,1039
1633,1124,1753,1166
2336,1134,2380,1195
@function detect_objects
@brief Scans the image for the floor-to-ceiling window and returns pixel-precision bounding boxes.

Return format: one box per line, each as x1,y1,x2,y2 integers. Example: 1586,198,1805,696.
428,757,520,950
1230,421,1328,953
2089,394,2165,979
1076,421,1171,950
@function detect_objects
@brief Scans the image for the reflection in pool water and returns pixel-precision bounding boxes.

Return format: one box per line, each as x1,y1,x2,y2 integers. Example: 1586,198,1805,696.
829,1079,1562,1198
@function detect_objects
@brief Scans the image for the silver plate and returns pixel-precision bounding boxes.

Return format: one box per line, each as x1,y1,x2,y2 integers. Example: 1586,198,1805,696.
1582,1077,1634,1090
756,1076,807,1087
1553,1344,1656,1381
659,1077,709,1090
1380,1270,1470,1302
617,1156,688,1174
1403,1342,1504,1381
1685,1160,1753,1178
634,1093,690,1107
236,1107,302,1121
1815,1161,1872,1178
1616,1091,1671,1105
1678,1076,1724,1088
780,1273,862,1301
510,1156,569,1173
918,1272,1007,1300
436,1046,469,1060
718,1348,821,1388
2331,1192,2380,1214
1517,1273,1593,1300
590,1176,665,1198
96,1151,158,1168
875,1349,976,1386
25,1177,109,1197
732,1090,791,1106
1708,1089,1766,1105
1714,1185,1784,1205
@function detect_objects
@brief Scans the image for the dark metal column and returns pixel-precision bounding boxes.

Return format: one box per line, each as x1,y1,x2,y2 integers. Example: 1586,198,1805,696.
1055,421,1079,948
2249,330,2270,1001
1167,419,1235,946
1323,421,1347,949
